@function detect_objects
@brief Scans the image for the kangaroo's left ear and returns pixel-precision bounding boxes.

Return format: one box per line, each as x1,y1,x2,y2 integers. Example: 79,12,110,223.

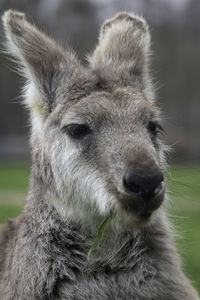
2,10,81,115
89,12,154,100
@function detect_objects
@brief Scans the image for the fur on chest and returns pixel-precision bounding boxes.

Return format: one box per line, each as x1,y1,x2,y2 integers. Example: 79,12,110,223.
32,229,158,299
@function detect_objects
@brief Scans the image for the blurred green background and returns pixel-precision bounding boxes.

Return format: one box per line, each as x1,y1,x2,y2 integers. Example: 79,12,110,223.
0,161,199,292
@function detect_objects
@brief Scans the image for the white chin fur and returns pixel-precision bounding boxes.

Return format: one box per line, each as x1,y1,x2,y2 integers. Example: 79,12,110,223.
45,132,116,223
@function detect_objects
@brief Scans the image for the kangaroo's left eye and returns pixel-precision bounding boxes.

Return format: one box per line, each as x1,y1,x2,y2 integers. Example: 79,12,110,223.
148,121,164,135
64,124,91,139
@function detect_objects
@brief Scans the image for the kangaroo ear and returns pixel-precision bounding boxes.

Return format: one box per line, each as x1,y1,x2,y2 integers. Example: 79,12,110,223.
2,10,80,116
89,12,153,99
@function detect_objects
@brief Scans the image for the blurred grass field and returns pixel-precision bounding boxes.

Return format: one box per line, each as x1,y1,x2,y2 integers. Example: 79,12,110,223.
0,161,199,292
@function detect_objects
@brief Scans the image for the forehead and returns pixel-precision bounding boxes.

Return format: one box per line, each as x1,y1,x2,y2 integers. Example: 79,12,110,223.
61,87,159,125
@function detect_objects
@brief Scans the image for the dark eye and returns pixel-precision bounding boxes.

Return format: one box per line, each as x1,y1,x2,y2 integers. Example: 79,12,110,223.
64,124,91,139
148,121,164,135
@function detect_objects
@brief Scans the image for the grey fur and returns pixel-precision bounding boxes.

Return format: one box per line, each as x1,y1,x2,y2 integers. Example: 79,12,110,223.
0,10,199,300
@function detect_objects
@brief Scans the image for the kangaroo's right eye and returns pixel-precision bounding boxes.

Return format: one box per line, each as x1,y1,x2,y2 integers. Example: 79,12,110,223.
64,124,91,139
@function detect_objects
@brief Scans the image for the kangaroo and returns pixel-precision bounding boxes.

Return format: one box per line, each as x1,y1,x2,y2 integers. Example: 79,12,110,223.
0,10,199,300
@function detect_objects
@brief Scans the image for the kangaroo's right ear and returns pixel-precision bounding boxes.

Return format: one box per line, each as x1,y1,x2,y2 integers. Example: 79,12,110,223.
2,10,80,116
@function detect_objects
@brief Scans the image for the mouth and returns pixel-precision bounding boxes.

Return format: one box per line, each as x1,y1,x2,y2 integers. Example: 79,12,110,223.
116,186,165,220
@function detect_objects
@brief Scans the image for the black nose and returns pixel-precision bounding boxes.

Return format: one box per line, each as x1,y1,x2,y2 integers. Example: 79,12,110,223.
123,171,164,199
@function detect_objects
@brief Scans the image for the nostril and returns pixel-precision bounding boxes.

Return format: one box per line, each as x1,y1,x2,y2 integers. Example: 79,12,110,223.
155,172,164,185
123,172,142,196
129,183,140,194
154,181,164,196
123,178,141,195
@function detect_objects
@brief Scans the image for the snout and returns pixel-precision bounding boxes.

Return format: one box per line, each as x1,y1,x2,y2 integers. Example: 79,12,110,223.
123,171,164,199
119,170,165,218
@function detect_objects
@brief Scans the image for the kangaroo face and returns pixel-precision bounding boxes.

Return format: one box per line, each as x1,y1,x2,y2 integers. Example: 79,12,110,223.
43,86,165,224
3,11,167,224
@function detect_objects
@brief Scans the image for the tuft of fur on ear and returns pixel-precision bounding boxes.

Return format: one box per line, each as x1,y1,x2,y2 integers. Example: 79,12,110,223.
2,10,80,116
89,12,154,99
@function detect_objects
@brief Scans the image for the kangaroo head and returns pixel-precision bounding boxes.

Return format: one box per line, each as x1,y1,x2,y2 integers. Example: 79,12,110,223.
3,11,167,225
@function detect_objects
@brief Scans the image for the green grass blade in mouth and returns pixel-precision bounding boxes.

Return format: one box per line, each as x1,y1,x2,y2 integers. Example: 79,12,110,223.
88,210,116,258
